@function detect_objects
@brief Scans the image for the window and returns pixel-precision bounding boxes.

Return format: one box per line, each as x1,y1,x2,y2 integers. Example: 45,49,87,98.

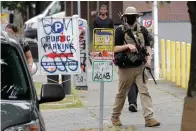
1,44,31,100
48,1,65,16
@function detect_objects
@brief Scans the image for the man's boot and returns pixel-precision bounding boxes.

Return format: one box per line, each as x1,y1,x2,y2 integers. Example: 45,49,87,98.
145,118,160,127
111,116,122,126
128,103,138,112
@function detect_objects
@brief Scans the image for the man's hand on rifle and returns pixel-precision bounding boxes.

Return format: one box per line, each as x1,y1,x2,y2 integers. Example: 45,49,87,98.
145,59,151,68
145,46,152,68
126,44,138,52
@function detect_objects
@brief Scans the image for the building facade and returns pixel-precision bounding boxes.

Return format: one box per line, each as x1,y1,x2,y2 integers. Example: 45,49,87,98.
66,1,191,43
123,1,190,43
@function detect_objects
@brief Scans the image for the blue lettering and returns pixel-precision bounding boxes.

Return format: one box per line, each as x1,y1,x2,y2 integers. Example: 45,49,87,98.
67,36,70,41
46,35,70,42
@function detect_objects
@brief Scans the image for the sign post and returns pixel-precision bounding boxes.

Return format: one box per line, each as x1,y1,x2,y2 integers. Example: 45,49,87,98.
100,81,104,130
92,28,114,131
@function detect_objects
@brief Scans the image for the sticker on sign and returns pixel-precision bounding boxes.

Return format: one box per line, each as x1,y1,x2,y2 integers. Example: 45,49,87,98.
92,61,113,82
93,28,114,60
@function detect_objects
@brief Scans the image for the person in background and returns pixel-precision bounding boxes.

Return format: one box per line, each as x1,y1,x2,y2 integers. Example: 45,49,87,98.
5,24,34,72
128,83,139,112
93,4,114,29
91,4,114,62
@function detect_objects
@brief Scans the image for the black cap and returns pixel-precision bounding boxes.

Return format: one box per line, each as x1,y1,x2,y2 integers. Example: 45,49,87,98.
6,24,18,33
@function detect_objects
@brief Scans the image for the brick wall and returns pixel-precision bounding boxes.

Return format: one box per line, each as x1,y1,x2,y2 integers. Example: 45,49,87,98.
123,1,189,21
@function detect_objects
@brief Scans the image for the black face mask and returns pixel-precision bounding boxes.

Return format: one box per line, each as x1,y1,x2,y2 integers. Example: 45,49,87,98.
126,15,137,25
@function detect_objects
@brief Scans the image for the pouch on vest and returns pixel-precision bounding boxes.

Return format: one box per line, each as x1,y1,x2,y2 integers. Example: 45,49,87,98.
114,24,147,68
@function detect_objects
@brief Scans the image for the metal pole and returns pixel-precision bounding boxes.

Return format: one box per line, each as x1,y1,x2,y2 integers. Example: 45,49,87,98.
87,1,90,23
109,1,112,18
58,74,62,84
64,1,66,16
99,82,104,131
77,1,81,17
153,1,160,80
97,1,99,13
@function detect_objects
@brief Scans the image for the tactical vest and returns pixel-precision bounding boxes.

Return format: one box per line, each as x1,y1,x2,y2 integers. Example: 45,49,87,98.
120,23,145,47
114,23,147,67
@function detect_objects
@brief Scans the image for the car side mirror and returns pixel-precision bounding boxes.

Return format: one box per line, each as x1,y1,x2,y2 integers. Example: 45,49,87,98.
31,63,38,75
39,83,65,104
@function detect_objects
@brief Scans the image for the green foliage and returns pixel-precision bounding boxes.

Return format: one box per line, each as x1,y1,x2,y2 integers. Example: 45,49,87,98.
1,1,35,14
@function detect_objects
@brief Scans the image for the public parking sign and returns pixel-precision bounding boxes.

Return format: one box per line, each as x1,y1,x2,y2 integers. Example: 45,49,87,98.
93,28,115,60
92,61,113,82
37,17,81,75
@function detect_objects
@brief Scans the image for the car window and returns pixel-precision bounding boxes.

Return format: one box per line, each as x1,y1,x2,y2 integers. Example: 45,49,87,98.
1,44,31,100
47,1,64,16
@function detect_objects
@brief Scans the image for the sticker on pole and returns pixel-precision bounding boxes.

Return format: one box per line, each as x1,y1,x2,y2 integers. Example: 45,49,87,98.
93,28,114,60
92,61,113,82
37,17,81,75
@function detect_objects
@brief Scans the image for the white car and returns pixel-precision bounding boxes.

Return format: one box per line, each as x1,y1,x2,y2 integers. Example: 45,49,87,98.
24,1,65,39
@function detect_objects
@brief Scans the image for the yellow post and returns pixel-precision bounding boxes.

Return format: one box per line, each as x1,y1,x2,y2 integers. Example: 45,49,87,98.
171,41,176,82
166,40,171,80
186,44,191,88
176,41,181,87
161,39,166,78
181,42,186,88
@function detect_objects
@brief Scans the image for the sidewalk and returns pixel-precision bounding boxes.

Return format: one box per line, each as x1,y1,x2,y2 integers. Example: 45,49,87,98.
40,67,186,131
76,71,186,131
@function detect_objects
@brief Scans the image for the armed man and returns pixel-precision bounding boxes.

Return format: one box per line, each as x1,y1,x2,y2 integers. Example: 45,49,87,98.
111,6,160,127
127,24,155,113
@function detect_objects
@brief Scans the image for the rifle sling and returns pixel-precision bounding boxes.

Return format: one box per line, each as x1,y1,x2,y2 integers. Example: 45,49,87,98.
124,28,141,50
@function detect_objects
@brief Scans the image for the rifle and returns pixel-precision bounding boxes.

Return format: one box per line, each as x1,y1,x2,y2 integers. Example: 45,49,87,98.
143,67,157,85
117,11,157,85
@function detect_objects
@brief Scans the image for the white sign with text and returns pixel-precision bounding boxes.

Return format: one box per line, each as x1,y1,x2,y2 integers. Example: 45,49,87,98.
37,16,81,75
92,61,113,82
